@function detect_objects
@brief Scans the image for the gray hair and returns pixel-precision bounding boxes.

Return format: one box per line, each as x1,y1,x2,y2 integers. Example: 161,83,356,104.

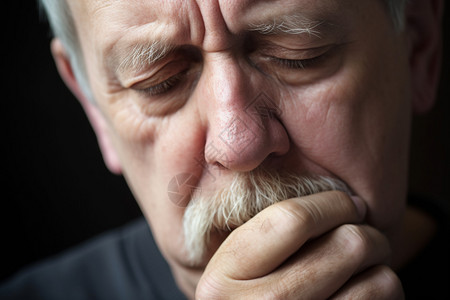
39,0,407,103
39,0,92,101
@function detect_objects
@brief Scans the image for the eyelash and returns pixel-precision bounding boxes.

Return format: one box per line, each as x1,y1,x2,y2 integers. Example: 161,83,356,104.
141,71,186,96
271,54,324,70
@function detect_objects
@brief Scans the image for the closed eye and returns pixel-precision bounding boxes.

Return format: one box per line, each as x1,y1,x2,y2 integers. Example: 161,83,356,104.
271,56,321,69
137,70,187,96
270,55,325,69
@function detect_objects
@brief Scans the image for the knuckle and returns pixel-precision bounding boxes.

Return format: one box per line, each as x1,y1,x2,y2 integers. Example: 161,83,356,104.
375,265,404,299
195,274,229,300
273,199,319,232
331,265,404,300
345,224,391,263
337,224,372,259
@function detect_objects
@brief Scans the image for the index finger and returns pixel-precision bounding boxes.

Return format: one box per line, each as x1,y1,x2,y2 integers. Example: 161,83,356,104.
206,191,366,280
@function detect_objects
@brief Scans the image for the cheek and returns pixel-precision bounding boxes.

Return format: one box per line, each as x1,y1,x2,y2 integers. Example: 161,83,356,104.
101,92,161,143
101,96,209,260
282,57,410,229
281,77,363,171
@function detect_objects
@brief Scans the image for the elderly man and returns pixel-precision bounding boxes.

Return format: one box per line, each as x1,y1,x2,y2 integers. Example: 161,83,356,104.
1,0,448,299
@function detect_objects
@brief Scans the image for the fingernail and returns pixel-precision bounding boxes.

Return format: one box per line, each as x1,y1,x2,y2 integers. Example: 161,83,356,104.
351,196,367,220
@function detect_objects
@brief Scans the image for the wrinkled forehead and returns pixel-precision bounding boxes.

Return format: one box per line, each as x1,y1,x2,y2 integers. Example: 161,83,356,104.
70,0,341,28
68,0,363,50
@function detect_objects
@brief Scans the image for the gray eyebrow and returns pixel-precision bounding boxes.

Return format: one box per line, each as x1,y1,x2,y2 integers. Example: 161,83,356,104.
113,13,327,75
248,14,325,38
116,39,175,74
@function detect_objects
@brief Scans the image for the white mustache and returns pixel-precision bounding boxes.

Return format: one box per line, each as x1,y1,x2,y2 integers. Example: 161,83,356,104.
183,168,350,265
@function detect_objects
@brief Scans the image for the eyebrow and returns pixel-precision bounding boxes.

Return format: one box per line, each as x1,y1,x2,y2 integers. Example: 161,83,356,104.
115,39,175,74
113,13,330,75
248,13,326,37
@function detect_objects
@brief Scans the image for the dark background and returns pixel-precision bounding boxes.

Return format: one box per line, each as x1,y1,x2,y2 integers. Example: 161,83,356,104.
1,2,449,281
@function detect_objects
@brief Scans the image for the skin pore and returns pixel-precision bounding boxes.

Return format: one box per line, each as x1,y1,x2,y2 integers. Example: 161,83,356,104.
51,0,442,298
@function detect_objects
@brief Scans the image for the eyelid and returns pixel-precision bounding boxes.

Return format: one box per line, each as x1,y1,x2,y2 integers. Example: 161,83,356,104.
261,44,334,60
139,70,187,96
128,58,189,89
121,51,193,87
270,52,328,69
250,44,334,72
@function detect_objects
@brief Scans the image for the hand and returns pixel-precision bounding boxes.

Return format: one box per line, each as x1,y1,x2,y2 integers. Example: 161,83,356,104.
195,191,404,299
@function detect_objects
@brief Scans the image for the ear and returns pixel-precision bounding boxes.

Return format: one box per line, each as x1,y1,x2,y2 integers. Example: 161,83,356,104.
50,38,123,174
405,0,443,114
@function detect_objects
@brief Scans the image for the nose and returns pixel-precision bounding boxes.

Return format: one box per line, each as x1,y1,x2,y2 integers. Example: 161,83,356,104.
196,55,289,172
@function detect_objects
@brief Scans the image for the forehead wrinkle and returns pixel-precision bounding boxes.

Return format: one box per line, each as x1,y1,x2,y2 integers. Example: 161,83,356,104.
98,1,194,76
248,13,326,38
105,0,341,76
105,18,184,77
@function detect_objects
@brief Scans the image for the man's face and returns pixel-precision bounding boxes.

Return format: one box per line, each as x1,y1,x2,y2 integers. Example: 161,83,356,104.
69,0,411,270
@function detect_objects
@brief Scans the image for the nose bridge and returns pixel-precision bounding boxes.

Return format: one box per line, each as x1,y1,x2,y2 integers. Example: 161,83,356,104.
197,54,289,172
